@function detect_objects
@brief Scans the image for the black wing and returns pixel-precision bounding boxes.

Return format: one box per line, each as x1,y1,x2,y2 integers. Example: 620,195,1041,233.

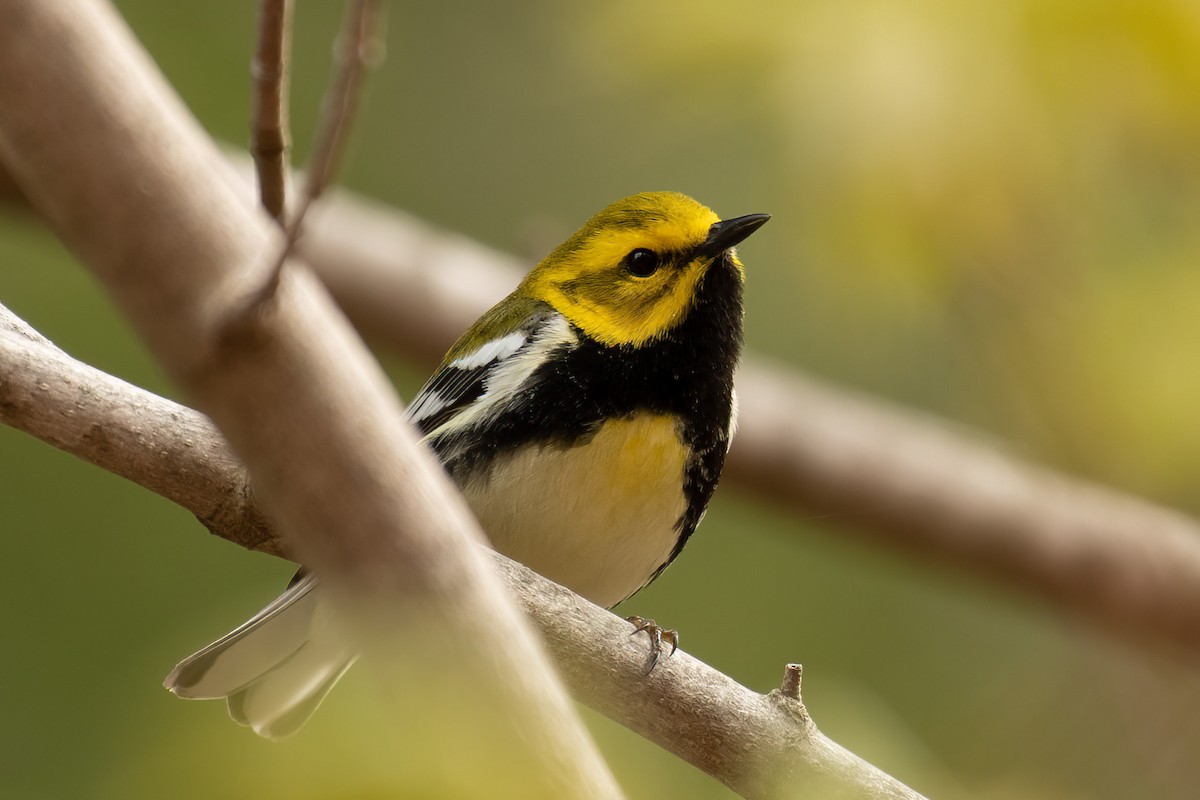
406,329,530,437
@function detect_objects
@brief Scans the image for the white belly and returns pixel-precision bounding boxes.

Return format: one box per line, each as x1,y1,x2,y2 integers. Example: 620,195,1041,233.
462,414,689,608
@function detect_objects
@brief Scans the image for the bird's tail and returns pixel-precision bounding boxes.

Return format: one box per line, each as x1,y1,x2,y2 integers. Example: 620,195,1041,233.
164,573,356,740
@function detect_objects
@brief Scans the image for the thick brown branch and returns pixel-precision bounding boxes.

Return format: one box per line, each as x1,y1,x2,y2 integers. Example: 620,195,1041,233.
0,2,618,797
297,188,1200,661
0,301,927,799
0,158,22,206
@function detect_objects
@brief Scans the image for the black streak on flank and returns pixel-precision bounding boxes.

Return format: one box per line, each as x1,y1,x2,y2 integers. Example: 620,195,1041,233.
430,253,744,600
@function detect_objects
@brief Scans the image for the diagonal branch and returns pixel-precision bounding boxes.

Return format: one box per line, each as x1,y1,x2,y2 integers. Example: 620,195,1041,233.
0,304,280,556
0,1,618,797
0,298,928,799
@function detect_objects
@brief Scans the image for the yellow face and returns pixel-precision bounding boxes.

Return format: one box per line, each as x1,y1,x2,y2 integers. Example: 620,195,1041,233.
523,192,740,348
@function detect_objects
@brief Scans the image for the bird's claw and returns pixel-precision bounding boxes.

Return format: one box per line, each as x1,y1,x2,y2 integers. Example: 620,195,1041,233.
626,615,679,674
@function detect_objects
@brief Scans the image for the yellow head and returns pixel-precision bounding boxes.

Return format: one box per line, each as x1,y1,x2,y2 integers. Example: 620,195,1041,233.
522,192,769,347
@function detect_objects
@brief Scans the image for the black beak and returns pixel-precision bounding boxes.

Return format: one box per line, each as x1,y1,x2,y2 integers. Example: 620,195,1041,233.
697,213,771,260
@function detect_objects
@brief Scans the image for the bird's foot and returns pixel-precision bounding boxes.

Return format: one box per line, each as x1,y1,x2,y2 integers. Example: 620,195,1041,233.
626,615,679,674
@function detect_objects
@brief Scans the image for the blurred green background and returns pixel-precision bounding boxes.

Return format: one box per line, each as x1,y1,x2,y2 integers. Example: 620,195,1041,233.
3,1,1200,797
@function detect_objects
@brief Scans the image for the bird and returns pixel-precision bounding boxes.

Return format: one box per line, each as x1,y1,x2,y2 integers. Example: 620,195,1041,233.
164,191,769,739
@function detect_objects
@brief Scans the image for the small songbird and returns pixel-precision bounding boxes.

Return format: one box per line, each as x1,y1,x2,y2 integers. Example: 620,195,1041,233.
165,191,769,738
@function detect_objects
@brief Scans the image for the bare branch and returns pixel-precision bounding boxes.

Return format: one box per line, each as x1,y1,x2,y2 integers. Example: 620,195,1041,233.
0,305,280,556
0,300,928,799
729,366,1200,656
500,551,926,800
0,157,22,206
0,2,618,797
251,0,293,223
255,0,382,305
300,0,381,209
296,187,1200,662
0,302,59,348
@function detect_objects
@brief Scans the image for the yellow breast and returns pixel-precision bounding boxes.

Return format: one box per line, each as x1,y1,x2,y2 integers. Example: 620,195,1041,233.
462,413,689,608
588,414,688,500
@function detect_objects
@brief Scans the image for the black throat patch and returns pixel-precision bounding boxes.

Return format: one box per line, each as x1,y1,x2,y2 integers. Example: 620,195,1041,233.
433,254,745,593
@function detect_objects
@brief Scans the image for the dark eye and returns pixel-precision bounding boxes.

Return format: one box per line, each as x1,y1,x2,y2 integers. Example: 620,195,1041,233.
623,248,661,278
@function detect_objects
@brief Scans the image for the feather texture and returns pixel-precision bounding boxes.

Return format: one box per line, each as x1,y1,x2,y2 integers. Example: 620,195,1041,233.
164,574,355,739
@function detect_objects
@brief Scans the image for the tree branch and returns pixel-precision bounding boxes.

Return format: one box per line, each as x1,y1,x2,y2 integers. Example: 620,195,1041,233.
0,304,280,556
251,0,293,224
0,2,619,797
297,187,1200,663
728,367,1200,656
0,299,928,799
260,0,381,299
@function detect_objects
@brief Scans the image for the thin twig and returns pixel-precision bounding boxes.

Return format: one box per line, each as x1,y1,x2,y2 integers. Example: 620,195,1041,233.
299,0,383,209
251,0,293,224
253,0,383,307
0,300,927,799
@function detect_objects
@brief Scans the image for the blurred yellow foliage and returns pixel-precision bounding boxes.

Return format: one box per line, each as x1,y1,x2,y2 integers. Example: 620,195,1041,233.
569,0,1200,508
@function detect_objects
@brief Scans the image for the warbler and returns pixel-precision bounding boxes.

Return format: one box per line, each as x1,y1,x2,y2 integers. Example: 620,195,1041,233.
165,191,769,738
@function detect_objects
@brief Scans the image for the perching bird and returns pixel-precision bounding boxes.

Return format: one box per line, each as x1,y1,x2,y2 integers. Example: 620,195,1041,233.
165,191,769,738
